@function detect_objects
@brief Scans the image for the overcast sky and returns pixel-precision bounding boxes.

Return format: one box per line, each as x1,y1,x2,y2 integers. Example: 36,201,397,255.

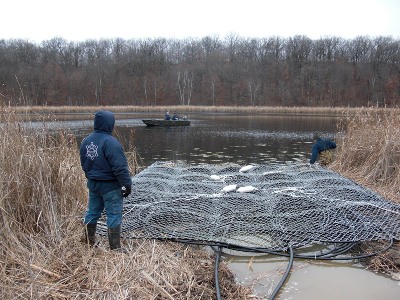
1,0,399,43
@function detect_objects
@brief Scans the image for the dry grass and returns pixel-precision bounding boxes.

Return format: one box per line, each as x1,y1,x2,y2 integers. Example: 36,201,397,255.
0,108,252,299
330,107,400,276
3,104,400,297
6,104,388,116
331,107,400,203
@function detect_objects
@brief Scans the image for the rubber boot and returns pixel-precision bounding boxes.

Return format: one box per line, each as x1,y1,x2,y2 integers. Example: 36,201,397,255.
82,223,97,246
108,225,127,252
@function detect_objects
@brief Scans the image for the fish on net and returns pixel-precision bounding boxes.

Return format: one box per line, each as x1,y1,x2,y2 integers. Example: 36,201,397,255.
97,161,400,251
95,161,400,299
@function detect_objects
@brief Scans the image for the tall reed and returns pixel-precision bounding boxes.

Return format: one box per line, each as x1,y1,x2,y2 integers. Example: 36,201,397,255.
330,108,400,275
0,108,86,298
331,107,400,202
11,104,367,116
0,109,85,235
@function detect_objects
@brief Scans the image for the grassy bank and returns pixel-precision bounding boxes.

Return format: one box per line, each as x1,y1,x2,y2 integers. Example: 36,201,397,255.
0,108,251,299
331,108,400,203
330,108,400,276
7,104,399,116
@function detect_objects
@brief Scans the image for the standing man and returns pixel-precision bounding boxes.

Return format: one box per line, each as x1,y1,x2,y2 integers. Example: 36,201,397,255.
80,110,132,251
309,133,337,165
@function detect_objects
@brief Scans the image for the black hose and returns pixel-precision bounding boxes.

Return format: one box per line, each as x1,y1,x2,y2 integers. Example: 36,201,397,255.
295,242,357,259
214,246,222,300
269,246,294,300
296,238,394,261
152,237,394,299
155,236,394,260
217,239,393,261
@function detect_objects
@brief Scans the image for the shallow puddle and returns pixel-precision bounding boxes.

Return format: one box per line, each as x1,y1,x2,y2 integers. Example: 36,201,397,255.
228,256,400,299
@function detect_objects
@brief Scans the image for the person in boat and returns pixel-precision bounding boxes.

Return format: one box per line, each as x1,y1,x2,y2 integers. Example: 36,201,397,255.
309,133,337,165
80,110,132,252
164,111,171,120
172,112,179,120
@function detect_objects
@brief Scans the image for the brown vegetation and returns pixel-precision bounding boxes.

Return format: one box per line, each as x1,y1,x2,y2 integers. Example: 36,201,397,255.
2,105,400,299
330,107,400,276
1,36,399,107
0,108,251,299
331,108,400,204
7,104,394,116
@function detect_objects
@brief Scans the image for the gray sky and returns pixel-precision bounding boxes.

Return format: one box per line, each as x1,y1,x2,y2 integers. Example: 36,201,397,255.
1,0,399,42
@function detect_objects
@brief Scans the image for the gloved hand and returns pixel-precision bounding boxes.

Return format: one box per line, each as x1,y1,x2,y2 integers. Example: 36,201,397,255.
122,186,131,198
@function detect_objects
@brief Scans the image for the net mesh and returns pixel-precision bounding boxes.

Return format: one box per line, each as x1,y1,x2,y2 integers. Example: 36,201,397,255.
97,161,400,250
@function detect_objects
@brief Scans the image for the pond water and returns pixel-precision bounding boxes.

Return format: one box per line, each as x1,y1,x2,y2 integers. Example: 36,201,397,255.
38,112,400,299
52,112,337,165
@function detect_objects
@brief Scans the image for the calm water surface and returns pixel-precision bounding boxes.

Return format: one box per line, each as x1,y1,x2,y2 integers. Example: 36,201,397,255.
42,112,400,299
60,112,338,166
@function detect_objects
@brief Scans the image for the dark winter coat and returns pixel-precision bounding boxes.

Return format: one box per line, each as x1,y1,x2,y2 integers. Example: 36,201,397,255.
310,138,337,164
80,110,132,187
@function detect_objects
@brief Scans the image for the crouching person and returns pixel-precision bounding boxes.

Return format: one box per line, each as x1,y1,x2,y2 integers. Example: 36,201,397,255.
309,133,337,166
80,110,132,251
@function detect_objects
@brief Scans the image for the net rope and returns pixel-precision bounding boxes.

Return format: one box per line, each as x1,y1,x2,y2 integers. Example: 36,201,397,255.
97,161,400,251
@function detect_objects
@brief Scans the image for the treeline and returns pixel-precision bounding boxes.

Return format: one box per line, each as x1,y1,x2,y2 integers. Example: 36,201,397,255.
0,35,399,107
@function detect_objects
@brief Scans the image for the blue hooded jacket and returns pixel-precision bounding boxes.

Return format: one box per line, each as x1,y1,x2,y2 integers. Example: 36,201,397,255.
80,110,132,187
310,138,337,164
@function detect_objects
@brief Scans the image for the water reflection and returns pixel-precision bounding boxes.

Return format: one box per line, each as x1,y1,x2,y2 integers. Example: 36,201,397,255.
229,257,400,300
26,113,338,167
112,114,338,167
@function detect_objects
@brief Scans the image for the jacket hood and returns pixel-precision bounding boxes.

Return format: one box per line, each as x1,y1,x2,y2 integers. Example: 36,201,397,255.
94,110,115,134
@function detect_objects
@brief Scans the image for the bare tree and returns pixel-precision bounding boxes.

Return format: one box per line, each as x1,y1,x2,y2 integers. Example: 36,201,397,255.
0,35,399,107
248,78,260,106
177,70,193,105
